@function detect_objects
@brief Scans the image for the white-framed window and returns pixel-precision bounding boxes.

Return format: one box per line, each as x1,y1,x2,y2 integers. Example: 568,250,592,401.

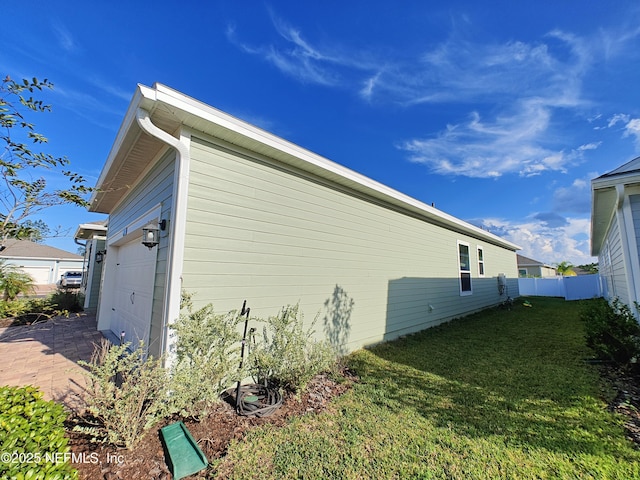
457,241,472,295
477,246,485,277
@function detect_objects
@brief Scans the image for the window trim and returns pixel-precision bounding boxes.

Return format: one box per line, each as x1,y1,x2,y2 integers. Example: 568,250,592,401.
477,246,485,278
457,240,473,296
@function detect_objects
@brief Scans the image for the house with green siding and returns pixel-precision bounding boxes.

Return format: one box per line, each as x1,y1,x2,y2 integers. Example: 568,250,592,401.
591,156,640,317
89,83,521,357
73,221,107,313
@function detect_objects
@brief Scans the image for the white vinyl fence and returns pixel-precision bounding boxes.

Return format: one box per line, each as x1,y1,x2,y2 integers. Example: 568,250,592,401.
518,274,603,300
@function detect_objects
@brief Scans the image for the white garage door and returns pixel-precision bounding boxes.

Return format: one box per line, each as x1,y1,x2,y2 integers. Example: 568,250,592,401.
19,266,51,285
110,238,157,351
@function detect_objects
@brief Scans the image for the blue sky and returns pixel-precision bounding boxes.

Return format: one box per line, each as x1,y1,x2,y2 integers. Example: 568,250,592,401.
2,1,640,266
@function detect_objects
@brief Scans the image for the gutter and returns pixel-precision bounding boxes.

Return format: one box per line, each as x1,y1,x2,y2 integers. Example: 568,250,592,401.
136,107,191,361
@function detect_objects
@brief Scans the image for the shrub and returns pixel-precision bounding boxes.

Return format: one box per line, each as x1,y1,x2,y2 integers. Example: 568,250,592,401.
249,303,338,394
50,289,84,313
168,301,244,418
0,293,84,325
0,299,31,319
76,339,169,449
0,260,35,301
581,298,640,366
0,385,77,479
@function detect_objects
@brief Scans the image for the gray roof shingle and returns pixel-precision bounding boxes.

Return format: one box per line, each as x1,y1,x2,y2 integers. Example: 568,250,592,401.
0,239,82,260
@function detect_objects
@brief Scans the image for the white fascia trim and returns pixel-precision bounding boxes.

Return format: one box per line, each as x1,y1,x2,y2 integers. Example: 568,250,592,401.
592,171,640,190
149,84,520,252
135,107,190,359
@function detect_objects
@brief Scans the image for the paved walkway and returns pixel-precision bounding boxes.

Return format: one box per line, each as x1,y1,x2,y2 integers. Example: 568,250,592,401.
0,314,104,411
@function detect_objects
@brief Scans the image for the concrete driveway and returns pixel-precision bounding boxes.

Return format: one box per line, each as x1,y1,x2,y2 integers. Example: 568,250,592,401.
0,314,104,411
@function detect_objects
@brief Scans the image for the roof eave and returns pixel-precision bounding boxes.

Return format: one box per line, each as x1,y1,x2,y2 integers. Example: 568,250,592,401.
590,171,640,256
93,83,521,251
89,85,158,213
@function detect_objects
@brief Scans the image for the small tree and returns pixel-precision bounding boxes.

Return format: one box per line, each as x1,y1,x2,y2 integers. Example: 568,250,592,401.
578,263,599,274
0,75,91,247
555,261,575,276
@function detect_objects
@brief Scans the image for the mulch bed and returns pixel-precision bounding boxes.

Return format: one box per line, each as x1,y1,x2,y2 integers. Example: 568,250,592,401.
66,370,357,480
599,364,640,447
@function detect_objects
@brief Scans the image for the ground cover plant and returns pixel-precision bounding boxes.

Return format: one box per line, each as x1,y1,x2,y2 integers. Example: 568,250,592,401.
217,297,640,479
0,385,77,479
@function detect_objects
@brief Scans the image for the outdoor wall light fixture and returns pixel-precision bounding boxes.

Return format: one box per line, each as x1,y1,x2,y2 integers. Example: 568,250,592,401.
141,219,167,250
95,250,107,263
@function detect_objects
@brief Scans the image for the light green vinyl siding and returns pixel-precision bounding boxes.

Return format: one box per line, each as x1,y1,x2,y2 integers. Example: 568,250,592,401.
85,238,105,312
632,195,640,267
183,136,518,352
602,214,628,304
106,150,175,356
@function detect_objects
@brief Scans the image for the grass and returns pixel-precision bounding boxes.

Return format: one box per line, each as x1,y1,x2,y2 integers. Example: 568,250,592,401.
215,297,640,479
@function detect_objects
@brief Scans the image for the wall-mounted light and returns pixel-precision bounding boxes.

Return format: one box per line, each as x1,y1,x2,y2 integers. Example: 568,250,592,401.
141,219,167,250
95,250,107,263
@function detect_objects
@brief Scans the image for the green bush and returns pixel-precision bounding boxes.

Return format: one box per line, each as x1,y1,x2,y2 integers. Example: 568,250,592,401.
249,303,338,394
49,289,84,313
0,260,35,301
168,300,244,418
77,339,169,449
0,292,84,325
581,297,640,366
0,385,77,479
0,299,31,319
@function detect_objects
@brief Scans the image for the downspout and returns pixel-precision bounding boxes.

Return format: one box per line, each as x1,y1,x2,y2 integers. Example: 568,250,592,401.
136,108,191,361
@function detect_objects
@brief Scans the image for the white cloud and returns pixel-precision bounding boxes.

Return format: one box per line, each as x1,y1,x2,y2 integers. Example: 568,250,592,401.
393,26,604,178
87,77,132,102
481,215,595,266
552,175,594,213
226,14,354,86
51,23,77,53
623,118,640,147
228,10,635,177
601,113,640,148
607,113,630,128
398,101,594,178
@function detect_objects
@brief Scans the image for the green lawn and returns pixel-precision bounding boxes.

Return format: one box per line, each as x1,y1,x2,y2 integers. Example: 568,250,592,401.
215,297,640,479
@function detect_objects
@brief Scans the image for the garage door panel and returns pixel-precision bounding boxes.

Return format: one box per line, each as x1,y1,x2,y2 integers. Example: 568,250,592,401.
111,239,157,350
19,266,51,285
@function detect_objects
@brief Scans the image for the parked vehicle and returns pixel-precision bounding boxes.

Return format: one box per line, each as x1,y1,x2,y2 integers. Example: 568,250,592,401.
58,271,83,288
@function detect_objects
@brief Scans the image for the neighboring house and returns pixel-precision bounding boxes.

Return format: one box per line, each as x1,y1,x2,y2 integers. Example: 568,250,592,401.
591,156,640,316
516,254,557,278
74,221,108,313
89,83,521,356
0,239,84,285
